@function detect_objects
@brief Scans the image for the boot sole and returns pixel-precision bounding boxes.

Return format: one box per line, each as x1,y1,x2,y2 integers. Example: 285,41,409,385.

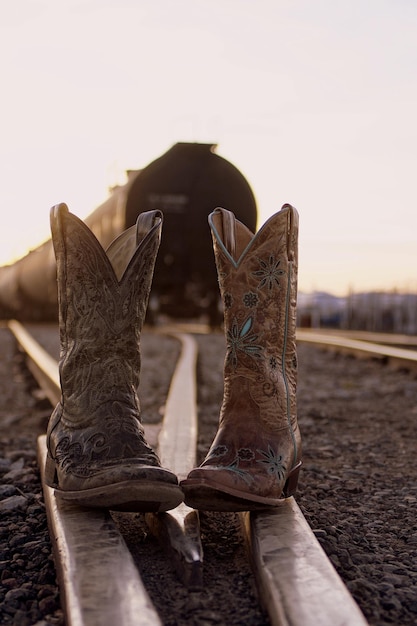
181,461,302,512
52,480,184,512
181,479,289,512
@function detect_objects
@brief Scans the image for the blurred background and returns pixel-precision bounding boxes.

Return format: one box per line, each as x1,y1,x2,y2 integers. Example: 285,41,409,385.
1,0,416,300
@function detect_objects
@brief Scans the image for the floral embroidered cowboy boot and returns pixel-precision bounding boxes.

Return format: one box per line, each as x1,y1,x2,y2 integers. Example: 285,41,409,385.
181,205,302,511
45,203,183,512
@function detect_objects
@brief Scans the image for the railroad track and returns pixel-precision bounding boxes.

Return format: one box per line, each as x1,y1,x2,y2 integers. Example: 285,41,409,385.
8,320,375,626
296,328,417,374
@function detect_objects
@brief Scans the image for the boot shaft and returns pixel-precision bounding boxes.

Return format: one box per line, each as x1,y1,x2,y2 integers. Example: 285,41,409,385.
209,205,299,431
50,204,162,417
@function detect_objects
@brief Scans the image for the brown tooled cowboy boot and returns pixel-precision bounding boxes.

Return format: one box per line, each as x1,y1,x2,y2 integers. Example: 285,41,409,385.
45,203,183,512
181,205,302,511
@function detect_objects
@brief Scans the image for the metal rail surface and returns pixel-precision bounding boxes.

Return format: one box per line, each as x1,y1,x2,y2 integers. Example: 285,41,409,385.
8,320,369,626
298,328,417,348
296,328,417,374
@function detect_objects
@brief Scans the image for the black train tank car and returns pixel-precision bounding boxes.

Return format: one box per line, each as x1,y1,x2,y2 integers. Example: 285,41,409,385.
0,142,257,323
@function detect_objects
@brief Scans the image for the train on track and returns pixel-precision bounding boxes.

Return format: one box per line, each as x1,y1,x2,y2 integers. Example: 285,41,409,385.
0,142,257,324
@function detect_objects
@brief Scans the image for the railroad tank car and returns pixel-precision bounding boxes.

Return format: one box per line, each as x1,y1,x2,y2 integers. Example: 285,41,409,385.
0,142,257,323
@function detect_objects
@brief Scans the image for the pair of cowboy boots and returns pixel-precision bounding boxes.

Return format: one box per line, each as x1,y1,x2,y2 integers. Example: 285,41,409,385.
45,202,302,512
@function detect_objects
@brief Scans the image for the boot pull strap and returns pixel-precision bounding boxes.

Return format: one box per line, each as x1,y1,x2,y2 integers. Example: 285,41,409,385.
283,203,298,262
136,210,163,245
106,210,163,281
219,208,236,258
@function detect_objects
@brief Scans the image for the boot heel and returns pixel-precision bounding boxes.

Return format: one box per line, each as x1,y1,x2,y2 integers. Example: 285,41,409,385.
283,461,302,497
44,453,58,488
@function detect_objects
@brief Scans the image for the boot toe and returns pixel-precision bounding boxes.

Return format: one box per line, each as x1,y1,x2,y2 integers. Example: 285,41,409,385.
181,466,288,512
46,454,184,511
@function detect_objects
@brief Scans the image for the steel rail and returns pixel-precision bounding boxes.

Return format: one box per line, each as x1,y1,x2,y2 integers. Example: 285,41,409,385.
8,320,199,625
8,319,61,407
156,323,370,624
298,328,417,348
8,320,370,625
297,328,417,373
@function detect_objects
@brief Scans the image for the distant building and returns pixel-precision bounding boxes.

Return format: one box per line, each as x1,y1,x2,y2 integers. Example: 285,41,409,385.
297,291,346,328
297,290,417,334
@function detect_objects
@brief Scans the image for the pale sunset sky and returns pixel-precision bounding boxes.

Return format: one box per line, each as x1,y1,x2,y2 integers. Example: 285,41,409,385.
1,0,416,296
